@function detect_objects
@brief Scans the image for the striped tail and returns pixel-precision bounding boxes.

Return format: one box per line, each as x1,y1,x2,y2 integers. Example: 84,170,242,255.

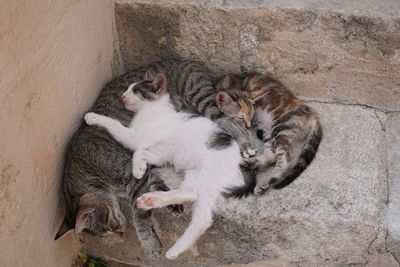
273,120,323,189
223,169,257,198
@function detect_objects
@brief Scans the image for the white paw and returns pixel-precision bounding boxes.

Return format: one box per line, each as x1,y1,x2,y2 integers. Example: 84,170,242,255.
132,156,147,179
84,112,101,125
166,248,179,260
247,148,257,156
137,192,160,210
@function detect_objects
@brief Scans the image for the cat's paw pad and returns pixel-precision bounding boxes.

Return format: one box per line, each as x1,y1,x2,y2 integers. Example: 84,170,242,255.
240,158,259,170
84,112,101,125
167,204,184,217
137,193,159,210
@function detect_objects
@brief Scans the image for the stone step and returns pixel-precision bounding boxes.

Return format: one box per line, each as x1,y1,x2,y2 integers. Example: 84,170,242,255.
82,102,399,266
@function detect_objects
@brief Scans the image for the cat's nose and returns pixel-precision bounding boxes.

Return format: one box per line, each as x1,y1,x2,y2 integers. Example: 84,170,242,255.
120,94,126,102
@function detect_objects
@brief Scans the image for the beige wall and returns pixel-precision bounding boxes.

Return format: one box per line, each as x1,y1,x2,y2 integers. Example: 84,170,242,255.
0,1,116,266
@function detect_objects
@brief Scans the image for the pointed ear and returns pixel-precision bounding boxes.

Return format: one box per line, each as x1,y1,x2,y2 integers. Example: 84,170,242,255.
216,75,233,90
75,207,95,234
54,216,74,240
216,91,233,107
152,73,167,95
247,89,268,104
216,92,240,116
145,70,155,81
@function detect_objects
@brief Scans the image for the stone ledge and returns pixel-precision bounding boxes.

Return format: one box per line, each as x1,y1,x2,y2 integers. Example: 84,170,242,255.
82,102,398,266
116,0,400,19
115,1,400,112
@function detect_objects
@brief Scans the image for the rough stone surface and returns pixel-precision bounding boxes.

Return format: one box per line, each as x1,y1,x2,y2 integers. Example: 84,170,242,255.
0,0,116,266
386,114,400,263
115,0,400,112
82,103,396,266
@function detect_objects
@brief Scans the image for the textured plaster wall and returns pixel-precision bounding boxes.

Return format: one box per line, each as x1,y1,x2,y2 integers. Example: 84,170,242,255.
0,0,116,266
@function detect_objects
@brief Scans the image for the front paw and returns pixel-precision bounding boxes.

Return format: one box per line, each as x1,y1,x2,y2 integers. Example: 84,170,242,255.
132,163,147,179
254,184,271,196
239,141,257,159
254,177,278,196
166,246,181,260
240,158,259,170
84,112,102,126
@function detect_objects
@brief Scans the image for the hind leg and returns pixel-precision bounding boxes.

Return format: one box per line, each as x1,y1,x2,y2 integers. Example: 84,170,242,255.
137,188,196,210
145,168,185,216
166,195,214,259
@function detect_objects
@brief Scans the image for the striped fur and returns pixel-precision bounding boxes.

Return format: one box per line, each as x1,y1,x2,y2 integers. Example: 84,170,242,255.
216,73,323,195
141,60,260,158
57,60,258,254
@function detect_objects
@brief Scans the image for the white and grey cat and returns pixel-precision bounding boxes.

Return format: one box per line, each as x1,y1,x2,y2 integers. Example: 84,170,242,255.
84,73,249,259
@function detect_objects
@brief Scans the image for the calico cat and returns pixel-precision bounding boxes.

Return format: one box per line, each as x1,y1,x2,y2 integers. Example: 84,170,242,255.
84,73,252,259
216,73,323,196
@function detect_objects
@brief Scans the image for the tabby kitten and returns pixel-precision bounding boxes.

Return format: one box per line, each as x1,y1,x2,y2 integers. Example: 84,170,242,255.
55,65,183,258
216,73,322,196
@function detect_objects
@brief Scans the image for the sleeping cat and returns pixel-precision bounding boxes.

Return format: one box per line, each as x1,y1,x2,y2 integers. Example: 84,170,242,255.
56,60,258,257
55,66,183,258
216,73,322,196
84,73,252,259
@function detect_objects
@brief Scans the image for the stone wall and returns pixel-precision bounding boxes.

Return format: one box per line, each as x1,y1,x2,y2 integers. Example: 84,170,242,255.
0,1,116,266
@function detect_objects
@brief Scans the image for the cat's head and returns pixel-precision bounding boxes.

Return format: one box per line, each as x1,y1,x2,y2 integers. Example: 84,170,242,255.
215,74,268,128
55,193,126,239
120,72,167,112
216,90,254,128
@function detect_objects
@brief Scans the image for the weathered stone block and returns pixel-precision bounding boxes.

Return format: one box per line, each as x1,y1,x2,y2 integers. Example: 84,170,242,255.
83,103,394,266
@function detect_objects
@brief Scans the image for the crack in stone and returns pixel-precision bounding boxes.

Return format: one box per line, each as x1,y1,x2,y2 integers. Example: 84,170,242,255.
385,231,400,266
374,110,386,132
302,99,400,113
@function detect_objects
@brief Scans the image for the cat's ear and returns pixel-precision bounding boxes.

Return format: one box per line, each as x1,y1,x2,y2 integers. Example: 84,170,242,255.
152,73,167,95
247,89,268,104
54,216,74,240
216,75,241,91
75,207,95,234
216,75,233,90
216,91,233,106
216,92,240,116
145,71,155,81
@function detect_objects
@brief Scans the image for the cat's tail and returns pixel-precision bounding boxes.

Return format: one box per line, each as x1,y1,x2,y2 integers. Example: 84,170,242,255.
223,169,257,198
273,119,323,189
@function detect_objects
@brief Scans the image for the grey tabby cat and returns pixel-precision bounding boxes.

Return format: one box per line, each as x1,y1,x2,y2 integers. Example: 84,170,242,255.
55,65,183,257
55,60,259,256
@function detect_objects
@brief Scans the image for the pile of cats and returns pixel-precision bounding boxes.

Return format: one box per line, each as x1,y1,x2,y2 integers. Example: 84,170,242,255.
55,60,322,259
